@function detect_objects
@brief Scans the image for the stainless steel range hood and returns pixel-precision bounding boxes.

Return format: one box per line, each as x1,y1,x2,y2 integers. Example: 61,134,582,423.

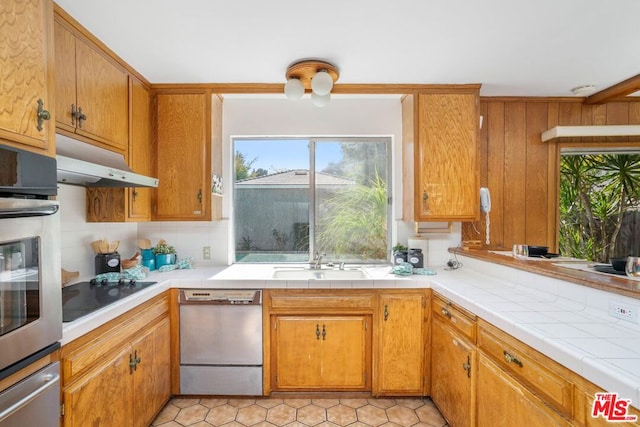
55,135,158,188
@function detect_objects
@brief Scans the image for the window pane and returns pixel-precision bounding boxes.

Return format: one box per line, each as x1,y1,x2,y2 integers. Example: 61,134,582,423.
314,139,389,262
234,139,310,262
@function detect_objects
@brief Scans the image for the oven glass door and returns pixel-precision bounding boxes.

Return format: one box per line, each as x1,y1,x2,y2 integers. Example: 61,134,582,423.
0,199,61,372
0,238,40,337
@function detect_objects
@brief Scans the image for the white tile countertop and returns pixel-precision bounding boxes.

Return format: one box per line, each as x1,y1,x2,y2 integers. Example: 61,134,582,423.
62,258,640,408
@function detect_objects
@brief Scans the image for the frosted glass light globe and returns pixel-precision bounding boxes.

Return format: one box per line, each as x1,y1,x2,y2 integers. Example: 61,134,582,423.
284,78,304,100
311,92,331,107
311,70,333,96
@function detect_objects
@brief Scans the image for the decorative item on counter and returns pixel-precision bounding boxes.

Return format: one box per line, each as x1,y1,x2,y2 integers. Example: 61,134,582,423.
137,238,152,250
140,248,155,271
121,252,140,270
391,261,436,276
392,243,408,265
153,239,177,269
157,257,194,272
91,239,120,254
407,248,424,268
61,268,79,286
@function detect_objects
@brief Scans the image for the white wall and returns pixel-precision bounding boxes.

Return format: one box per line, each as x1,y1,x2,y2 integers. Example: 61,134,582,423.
59,96,461,277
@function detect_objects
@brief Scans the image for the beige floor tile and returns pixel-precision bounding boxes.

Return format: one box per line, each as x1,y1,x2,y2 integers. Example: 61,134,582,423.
153,403,181,426
201,398,229,408
337,399,369,409
175,404,210,425
356,404,388,426
395,398,425,410
206,404,239,426
173,398,202,408
367,399,396,409
154,422,183,427
311,399,340,409
267,404,297,426
296,403,327,426
326,404,357,425
414,405,447,426
236,404,268,426
228,398,258,408
385,405,420,426
282,398,312,409
257,398,284,409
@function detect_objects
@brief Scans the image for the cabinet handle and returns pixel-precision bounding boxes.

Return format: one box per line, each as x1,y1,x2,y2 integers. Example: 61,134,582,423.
322,324,326,341
36,99,50,131
76,106,87,128
71,104,77,126
462,355,472,378
503,350,523,368
197,189,203,203
132,190,138,201
423,191,428,202
129,353,136,374
384,304,389,321
316,324,320,340
441,307,452,319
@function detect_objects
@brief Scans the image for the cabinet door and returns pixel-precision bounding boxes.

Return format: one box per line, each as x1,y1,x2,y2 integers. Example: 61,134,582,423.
154,92,211,220
128,77,152,221
415,92,479,221
431,317,475,427
477,353,571,427
375,292,426,395
274,316,369,390
0,0,54,154
63,344,134,427
132,317,171,427
53,19,76,133
75,38,128,151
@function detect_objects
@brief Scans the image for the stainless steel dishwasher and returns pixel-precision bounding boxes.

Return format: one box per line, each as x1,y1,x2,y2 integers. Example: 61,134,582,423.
179,289,262,395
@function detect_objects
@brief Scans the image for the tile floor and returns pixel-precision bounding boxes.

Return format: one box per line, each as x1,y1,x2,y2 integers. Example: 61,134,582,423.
151,397,448,427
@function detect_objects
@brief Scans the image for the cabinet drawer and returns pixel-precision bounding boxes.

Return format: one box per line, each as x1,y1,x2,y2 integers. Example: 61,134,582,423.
269,291,374,311
432,294,476,341
478,320,573,416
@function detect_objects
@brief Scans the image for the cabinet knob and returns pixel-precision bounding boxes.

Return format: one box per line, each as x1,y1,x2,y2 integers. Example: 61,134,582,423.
383,304,389,321
77,106,87,128
462,355,471,378
441,307,452,319
422,191,428,202
316,324,320,340
36,99,50,131
322,324,326,341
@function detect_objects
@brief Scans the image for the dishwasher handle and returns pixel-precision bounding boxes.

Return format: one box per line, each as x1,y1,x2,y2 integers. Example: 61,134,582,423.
0,362,60,423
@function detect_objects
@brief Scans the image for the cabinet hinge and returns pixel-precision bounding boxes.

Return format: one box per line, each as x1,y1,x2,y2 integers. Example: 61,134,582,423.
60,402,65,417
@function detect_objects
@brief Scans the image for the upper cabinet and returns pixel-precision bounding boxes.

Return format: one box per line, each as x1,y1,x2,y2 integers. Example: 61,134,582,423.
54,9,128,153
153,91,213,221
402,88,481,221
0,0,55,156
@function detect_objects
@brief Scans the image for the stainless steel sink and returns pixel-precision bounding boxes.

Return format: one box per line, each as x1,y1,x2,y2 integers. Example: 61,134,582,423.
272,268,369,280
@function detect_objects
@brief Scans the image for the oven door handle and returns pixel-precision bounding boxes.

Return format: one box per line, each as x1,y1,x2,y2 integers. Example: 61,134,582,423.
0,204,59,219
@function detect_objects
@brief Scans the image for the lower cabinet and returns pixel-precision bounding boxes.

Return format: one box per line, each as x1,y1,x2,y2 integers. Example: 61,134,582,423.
60,293,170,427
431,316,476,427
273,315,370,391
477,353,571,427
375,291,428,396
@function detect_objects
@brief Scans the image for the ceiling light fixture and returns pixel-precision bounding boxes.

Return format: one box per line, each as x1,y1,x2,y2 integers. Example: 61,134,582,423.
570,84,596,96
284,60,339,106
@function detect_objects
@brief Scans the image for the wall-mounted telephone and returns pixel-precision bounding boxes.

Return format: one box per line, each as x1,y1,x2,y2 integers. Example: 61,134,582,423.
480,187,491,245
480,187,491,213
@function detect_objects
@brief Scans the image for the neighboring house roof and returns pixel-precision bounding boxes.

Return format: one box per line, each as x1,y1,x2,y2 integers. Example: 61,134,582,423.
236,169,355,189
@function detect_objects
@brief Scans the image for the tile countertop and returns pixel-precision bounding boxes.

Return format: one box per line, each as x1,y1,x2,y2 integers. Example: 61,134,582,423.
62,259,640,409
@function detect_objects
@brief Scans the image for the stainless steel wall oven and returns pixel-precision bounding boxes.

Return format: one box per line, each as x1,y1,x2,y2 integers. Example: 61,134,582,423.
0,144,61,427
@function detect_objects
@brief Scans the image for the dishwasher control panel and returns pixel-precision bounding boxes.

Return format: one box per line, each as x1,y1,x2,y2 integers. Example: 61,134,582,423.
180,289,261,305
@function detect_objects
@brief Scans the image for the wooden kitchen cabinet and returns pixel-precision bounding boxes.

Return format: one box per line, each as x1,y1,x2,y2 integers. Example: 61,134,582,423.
60,293,170,427
86,77,153,222
402,88,480,221
374,291,428,396
153,91,212,221
54,9,129,152
0,0,55,156
430,293,477,427
272,315,371,391
477,353,571,426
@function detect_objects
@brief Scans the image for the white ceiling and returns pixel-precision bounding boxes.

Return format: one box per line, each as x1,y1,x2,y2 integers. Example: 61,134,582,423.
55,0,640,97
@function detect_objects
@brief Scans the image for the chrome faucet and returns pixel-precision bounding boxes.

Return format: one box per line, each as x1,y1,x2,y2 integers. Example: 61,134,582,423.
311,251,325,269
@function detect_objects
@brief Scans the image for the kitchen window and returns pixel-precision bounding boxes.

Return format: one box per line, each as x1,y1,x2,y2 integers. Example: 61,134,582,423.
233,137,391,263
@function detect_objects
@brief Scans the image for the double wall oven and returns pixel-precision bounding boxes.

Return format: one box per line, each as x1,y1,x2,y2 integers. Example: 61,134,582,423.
0,144,61,427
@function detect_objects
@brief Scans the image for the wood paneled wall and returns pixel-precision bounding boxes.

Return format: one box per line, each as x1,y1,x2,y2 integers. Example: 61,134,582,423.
462,99,640,252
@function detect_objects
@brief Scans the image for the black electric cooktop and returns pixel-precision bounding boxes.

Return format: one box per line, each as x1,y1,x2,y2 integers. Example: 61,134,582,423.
62,279,157,322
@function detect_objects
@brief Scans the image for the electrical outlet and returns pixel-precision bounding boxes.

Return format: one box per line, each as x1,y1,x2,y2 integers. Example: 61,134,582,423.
203,246,211,260
609,301,640,323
